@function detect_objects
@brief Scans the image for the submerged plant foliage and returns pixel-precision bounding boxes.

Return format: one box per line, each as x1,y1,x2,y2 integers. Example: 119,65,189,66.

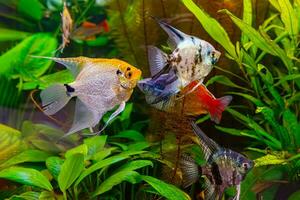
182,0,300,198
0,0,299,199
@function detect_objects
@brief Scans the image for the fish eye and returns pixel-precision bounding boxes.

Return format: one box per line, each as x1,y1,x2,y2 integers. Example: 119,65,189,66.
211,51,215,58
126,71,132,78
207,51,211,56
242,163,249,170
116,69,122,75
127,67,131,71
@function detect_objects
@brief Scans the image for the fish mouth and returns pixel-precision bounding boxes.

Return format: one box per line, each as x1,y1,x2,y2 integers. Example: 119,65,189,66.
121,83,131,90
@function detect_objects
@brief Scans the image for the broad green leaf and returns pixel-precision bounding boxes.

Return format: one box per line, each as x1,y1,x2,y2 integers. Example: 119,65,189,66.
181,0,237,59
141,175,191,200
0,166,52,190
0,149,52,168
0,28,30,41
91,147,115,161
39,191,57,200
0,33,57,80
112,130,145,142
254,154,287,167
289,190,300,200
21,70,74,90
277,0,298,47
84,135,107,157
65,144,88,159
8,191,41,200
0,124,25,164
206,75,250,91
119,103,133,121
75,150,146,186
18,0,43,21
127,141,150,151
93,170,141,196
46,156,64,180
115,160,153,172
58,154,84,191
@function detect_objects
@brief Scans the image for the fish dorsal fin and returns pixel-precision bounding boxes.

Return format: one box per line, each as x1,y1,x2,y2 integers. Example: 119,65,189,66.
155,19,188,49
147,46,168,76
191,122,220,161
30,55,88,77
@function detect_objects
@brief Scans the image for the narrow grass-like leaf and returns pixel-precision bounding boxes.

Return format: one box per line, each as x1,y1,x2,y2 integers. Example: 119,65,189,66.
182,0,237,59
141,175,191,200
206,75,251,91
254,154,287,167
241,0,253,45
227,92,264,107
58,154,84,191
0,167,52,190
277,0,298,47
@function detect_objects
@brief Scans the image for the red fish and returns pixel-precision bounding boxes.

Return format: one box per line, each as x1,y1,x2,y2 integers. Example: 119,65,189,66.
181,81,232,124
71,20,109,41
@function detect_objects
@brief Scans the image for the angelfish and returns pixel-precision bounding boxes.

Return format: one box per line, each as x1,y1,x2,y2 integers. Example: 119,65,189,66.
149,19,221,95
180,122,253,200
34,56,141,137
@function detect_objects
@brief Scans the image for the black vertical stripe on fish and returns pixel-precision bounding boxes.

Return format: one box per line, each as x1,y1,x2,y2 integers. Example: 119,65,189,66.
64,84,75,93
211,162,222,185
191,36,195,44
164,23,184,41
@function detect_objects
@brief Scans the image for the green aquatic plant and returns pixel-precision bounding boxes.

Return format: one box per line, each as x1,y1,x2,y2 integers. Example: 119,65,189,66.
0,122,190,200
183,0,300,198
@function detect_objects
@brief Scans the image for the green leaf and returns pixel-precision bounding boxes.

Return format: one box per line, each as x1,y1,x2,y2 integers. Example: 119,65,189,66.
86,36,109,46
0,149,52,168
288,190,300,200
227,92,264,107
0,166,52,190
65,144,88,159
141,175,191,200
182,0,237,59
91,147,115,161
9,191,41,200
0,124,25,164
215,126,259,140
206,75,251,91
127,141,150,151
75,150,146,186
254,154,287,167
46,156,64,180
277,0,298,47
84,135,107,157
93,171,141,196
241,0,253,45
0,28,30,42
21,70,74,90
274,74,300,86
58,154,84,191
18,0,44,21
0,33,57,80
112,130,145,142
283,110,300,147
115,160,153,172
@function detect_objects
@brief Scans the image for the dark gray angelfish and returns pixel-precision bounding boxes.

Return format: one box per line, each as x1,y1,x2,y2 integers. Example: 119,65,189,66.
180,122,253,200
149,19,221,98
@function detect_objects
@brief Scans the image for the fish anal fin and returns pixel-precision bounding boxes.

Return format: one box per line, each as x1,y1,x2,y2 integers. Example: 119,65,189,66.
209,95,233,124
179,154,199,188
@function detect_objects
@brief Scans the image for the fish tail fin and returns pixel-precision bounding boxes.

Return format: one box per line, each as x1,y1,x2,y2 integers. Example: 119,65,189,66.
179,154,200,188
147,46,168,77
209,95,232,124
40,84,73,115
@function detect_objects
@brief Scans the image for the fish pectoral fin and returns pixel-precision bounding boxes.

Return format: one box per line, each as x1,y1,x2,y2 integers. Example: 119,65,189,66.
148,46,168,76
179,154,199,188
96,101,126,135
203,177,217,200
62,98,97,138
233,184,241,200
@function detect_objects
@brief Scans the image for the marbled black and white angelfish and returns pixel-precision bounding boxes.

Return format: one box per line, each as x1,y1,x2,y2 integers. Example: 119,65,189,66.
149,18,221,97
180,122,253,200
